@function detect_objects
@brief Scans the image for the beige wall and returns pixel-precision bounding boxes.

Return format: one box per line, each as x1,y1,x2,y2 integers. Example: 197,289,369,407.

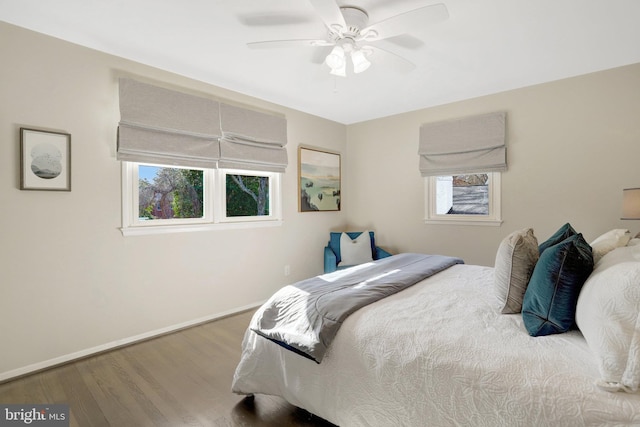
2,20,640,381
345,62,640,266
0,22,347,380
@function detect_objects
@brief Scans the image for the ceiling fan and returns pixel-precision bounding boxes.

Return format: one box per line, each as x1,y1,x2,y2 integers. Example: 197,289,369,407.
246,1,449,77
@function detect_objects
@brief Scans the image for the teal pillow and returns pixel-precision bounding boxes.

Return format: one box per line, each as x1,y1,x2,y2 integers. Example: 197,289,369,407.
522,233,594,336
538,222,576,254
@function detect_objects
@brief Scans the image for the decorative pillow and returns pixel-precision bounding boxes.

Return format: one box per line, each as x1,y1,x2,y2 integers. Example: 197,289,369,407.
592,242,640,269
329,231,376,264
522,233,594,336
538,222,577,254
627,238,640,247
590,229,631,264
494,228,539,314
338,231,374,267
576,245,640,393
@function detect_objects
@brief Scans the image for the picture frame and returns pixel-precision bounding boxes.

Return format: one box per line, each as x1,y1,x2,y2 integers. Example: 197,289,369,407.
298,146,341,212
20,128,71,191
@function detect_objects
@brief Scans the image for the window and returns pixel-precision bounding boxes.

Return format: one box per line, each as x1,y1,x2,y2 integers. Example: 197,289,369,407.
117,79,288,236
121,162,281,236
418,112,506,226
424,172,501,226
137,164,206,222
218,169,279,223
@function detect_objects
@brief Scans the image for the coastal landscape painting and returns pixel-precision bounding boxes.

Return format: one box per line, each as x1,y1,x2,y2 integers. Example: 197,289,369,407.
299,146,340,212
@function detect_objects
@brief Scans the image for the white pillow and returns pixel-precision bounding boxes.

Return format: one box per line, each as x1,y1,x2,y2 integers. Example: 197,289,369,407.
494,228,539,314
575,244,640,393
339,231,373,267
627,238,640,247
590,229,631,264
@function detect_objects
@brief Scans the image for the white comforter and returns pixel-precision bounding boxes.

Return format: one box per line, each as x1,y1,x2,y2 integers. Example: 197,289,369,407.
232,264,640,426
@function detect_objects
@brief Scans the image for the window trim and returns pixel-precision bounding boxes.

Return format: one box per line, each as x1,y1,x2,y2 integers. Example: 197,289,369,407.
424,172,502,226
120,162,282,236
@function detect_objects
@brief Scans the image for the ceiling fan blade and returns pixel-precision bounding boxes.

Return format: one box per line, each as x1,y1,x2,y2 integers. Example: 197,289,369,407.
368,45,416,72
361,3,448,41
308,0,346,30
247,39,333,49
311,45,333,64
238,13,314,27
383,34,425,50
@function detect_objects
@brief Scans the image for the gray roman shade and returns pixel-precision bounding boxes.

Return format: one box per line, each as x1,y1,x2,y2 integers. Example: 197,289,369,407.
419,111,507,176
219,103,288,173
117,78,221,168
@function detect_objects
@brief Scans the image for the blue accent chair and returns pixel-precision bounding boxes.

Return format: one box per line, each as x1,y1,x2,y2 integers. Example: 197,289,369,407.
324,231,392,273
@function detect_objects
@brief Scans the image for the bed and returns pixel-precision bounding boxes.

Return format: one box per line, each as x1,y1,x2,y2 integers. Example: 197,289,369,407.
232,227,640,426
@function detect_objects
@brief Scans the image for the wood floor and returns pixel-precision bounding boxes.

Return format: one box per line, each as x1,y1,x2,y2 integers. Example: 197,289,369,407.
0,310,337,427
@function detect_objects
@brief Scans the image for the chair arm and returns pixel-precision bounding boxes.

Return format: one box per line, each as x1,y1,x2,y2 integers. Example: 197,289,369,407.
375,246,392,260
324,245,338,273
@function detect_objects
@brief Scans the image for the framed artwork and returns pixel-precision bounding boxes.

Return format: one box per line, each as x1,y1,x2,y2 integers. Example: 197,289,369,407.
298,146,341,212
20,128,71,191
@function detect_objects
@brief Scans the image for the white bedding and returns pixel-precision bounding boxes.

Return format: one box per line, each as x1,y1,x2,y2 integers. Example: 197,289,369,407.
232,264,640,426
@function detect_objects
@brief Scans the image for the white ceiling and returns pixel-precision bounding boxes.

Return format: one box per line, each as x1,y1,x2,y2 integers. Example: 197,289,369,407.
1,0,639,124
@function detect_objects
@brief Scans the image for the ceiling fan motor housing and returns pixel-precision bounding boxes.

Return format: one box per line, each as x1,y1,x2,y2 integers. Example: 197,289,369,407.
334,7,369,40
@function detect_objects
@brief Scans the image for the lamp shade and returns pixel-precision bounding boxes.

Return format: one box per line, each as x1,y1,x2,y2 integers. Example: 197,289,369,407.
621,188,640,219
329,60,346,77
325,46,345,70
351,49,371,74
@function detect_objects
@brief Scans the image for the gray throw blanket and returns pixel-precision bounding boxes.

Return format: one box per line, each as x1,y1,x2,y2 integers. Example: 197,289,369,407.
251,253,464,363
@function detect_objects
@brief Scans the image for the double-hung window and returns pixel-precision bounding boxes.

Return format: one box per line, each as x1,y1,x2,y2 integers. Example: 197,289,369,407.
117,78,287,235
419,112,506,226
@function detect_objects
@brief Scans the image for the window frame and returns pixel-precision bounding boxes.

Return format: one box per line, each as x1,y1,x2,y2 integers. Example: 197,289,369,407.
424,172,502,226
121,162,282,236
215,168,282,224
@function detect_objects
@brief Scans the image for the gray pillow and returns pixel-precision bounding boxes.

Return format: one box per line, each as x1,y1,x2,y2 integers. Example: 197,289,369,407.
494,228,539,314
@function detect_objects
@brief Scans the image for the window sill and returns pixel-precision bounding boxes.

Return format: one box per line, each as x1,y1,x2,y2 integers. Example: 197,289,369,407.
120,219,283,236
424,218,503,227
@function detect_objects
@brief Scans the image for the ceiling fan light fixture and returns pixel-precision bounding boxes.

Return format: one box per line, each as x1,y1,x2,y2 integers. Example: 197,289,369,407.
329,60,346,77
351,49,371,74
325,45,345,70
247,2,450,78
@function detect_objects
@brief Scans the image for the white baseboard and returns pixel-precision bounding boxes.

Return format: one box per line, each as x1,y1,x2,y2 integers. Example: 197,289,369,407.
0,301,263,383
